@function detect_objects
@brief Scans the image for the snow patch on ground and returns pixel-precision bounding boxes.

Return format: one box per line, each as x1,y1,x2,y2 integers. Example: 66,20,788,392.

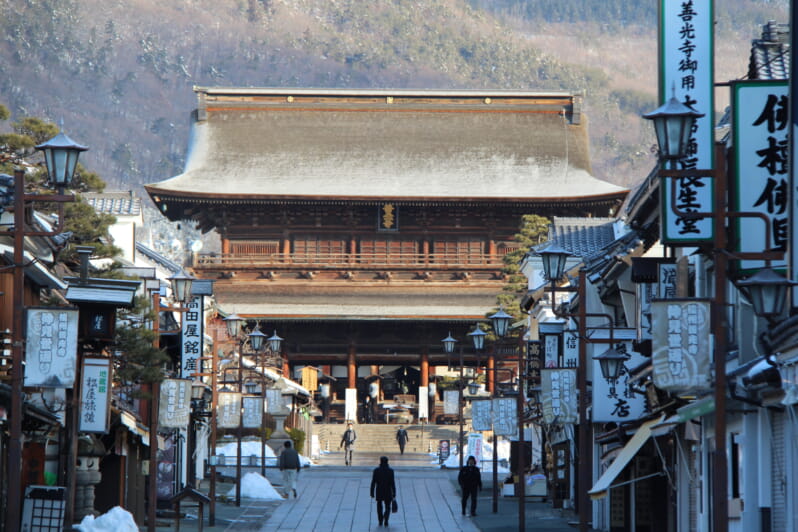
227,472,286,501
75,506,139,531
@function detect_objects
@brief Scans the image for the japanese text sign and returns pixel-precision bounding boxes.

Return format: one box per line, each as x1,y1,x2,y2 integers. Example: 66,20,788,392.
660,0,715,243
592,342,647,422
471,399,492,431
79,357,111,432
651,299,712,394
159,378,192,428
24,308,79,388
242,396,264,428
541,368,577,424
217,392,242,428
732,80,789,273
180,295,204,378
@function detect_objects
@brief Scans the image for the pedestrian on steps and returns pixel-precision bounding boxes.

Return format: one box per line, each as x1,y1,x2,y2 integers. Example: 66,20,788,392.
340,422,357,466
277,440,301,499
458,455,482,517
370,456,396,527
395,425,409,454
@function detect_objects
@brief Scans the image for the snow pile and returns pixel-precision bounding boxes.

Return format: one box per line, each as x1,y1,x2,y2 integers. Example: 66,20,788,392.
75,506,138,531
227,472,285,500
216,439,313,466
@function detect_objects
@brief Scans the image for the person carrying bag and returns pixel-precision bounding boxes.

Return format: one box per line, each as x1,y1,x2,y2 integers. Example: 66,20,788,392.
370,456,396,527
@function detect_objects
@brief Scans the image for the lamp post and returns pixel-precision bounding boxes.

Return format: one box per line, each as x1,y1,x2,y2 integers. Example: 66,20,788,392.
6,133,84,531
189,379,212,488
441,333,463,469
642,100,792,532
537,247,592,532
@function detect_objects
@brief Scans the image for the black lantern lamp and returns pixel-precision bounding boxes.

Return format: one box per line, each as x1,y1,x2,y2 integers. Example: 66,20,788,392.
593,347,630,383
248,327,267,352
168,270,195,305
736,267,797,322
244,381,259,395
191,379,212,412
537,244,573,283
35,131,88,190
468,325,487,351
489,307,513,339
642,91,705,165
467,381,480,395
267,330,284,353
224,313,244,338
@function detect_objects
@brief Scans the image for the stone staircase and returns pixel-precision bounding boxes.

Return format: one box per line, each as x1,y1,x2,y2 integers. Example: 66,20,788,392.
314,422,463,455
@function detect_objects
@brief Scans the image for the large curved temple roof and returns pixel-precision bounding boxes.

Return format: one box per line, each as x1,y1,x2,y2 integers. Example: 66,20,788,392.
146,87,627,220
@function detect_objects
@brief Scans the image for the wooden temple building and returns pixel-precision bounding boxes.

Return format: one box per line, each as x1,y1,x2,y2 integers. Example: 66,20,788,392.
145,87,628,421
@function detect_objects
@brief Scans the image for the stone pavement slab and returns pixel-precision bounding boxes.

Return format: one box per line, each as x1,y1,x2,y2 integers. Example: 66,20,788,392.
262,466,480,532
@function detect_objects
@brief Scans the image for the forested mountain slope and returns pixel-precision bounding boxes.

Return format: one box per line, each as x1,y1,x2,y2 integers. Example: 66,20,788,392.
0,0,788,192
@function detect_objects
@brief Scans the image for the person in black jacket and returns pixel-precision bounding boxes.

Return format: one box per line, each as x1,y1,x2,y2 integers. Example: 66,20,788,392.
340,423,357,466
395,425,409,454
370,456,396,527
458,455,482,517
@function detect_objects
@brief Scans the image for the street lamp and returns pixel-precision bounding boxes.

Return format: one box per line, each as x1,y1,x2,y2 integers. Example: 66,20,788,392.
735,267,796,323
188,379,212,489
642,92,705,166
7,132,84,531
441,332,465,469
593,347,629,384
168,270,196,305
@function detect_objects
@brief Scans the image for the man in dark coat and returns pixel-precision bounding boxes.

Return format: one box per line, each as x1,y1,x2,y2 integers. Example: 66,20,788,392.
458,455,482,516
340,422,357,466
395,425,409,454
277,440,301,498
370,456,396,527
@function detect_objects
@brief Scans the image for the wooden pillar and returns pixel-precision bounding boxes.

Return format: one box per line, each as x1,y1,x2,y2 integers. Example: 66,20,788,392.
281,236,291,256
487,355,495,394
221,238,230,254
488,238,497,258
422,239,430,265
347,344,357,389
420,350,429,387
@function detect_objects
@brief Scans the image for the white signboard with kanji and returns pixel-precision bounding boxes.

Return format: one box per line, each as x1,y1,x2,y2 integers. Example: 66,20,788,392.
79,357,112,433
242,396,264,428
492,397,517,437
24,308,79,388
443,390,459,415
732,80,789,273
660,0,715,244
471,399,492,431
592,342,647,423
159,378,192,428
217,392,242,429
180,295,204,377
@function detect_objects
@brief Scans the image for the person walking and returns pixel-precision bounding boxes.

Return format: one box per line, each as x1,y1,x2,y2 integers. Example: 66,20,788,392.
370,456,396,527
458,455,482,517
277,440,301,499
395,425,409,454
340,422,357,466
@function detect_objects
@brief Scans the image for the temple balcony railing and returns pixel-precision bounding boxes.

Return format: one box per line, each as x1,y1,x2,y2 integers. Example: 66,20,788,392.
193,251,507,270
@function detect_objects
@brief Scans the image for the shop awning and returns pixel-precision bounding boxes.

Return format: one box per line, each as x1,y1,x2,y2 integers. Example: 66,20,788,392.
588,415,664,500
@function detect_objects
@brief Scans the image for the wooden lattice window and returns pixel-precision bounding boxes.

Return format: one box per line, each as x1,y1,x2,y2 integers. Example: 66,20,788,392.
359,239,419,264
294,237,347,262
230,240,279,255
433,239,484,265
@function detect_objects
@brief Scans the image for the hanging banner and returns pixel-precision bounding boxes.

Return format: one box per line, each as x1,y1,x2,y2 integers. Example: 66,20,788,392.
242,396,264,428
180,295,204,378
159,378,192,429
592,342,648,422
217,392,242,429
79,357,112,433
732,80,789,274
468,433,483,467
418,386,429,420
24,308,79,388
345,388,357,423
651,299,712,394
471,399,492,431
541,369,577,424
443,389,459,415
